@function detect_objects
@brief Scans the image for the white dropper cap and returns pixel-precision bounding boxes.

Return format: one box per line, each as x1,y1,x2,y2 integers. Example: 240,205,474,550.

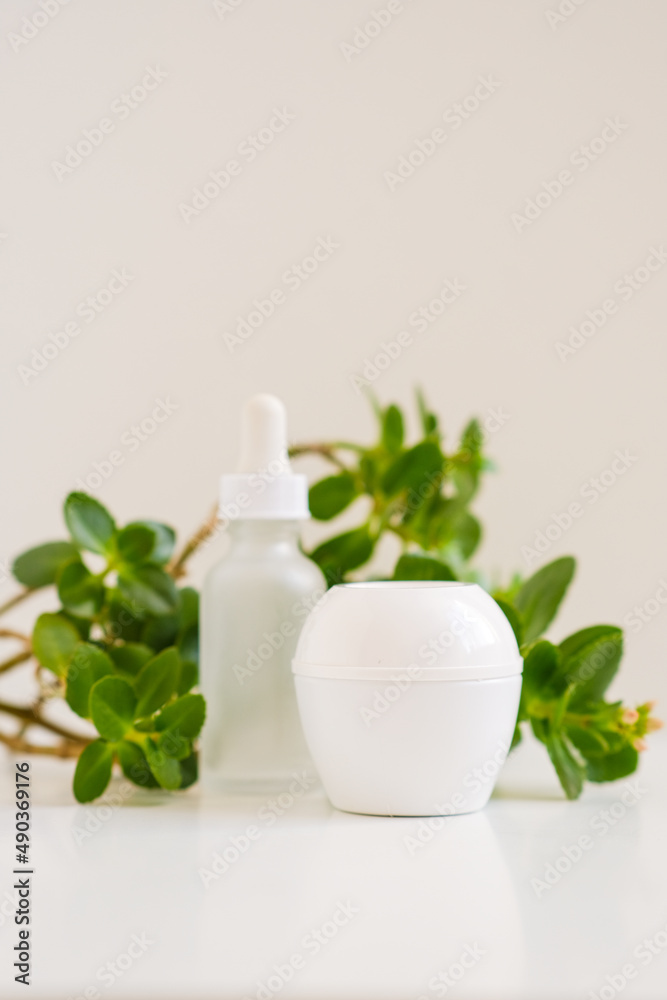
219,394,310,520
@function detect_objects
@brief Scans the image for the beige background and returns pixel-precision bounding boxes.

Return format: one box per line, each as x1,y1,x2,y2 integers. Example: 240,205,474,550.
1,0,666,706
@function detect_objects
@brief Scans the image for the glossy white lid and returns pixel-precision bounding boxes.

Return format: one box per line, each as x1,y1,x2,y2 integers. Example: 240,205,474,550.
292,581,523,681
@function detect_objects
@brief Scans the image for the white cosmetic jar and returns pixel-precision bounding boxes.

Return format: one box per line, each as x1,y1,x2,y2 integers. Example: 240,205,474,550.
293,581,523,817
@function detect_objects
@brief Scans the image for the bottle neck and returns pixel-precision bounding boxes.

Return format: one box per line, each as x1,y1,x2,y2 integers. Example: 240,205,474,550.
226,518,303,553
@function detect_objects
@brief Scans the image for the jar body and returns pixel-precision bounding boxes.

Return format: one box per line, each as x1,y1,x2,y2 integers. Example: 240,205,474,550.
201,520,326,792
294,675,522,816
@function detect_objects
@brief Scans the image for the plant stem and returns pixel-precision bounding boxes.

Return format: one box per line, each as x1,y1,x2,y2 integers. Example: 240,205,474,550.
0,650,32,675
0,698,89,743
0,588,34,617
167,503,220,580
289,442,363,471
0,628,31,644
290,441,365,456
0,731,87,759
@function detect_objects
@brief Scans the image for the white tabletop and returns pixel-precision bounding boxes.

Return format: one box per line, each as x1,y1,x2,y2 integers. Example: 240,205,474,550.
1,734,666,1000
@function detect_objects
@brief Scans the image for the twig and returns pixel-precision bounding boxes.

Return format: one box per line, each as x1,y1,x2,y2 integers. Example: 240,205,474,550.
0,698,89,743
0,588,34,617
0,650,32,675
0,731,87,759
167,503,220,580
0,628,31,644
289,442,352,470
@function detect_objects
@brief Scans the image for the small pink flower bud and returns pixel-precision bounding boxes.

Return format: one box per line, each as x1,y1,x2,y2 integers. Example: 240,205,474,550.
621,708,639,725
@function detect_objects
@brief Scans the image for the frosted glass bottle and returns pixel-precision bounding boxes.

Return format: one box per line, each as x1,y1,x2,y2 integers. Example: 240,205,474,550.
200,393,326,792
202,519,325,791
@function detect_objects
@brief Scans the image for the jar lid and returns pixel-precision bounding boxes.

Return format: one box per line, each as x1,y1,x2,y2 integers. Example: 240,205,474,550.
292,581,523,682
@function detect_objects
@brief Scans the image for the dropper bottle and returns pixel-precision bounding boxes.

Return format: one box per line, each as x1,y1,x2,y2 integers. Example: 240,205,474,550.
201,394,325,792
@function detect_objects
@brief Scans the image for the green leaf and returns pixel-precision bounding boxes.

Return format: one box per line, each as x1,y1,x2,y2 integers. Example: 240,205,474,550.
90,676,137,741
155,694,206,739
64,492,116,555
118,564,178,616
309,527,374,579
32,612,80,677
107,591,145,641
309,474,357,521
559,626,623,706
452,511,481,560
359,453,379,494
415,388,438,436
57,560,105,618
66,643,114,718
583,744,639,783
73,740,114,803
381,405,404,453
134,647,180,718
522,640,564,700
177,624,198,666
545,734,585,800
12,541,79,588
156,732,193,760
567,725,611,758
116,740,159,788
381,441,444,496
177,660,198,696
123,521,175,565
178,751,198,790
514,557,576,644
145,742,182,789
450,421,484,503
392,554,456,581
459,418,483,458
116,525,155,564
108,643,154,677
494,598,524,647
61,611,92,640
141,613,179,651
178,587,199,631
